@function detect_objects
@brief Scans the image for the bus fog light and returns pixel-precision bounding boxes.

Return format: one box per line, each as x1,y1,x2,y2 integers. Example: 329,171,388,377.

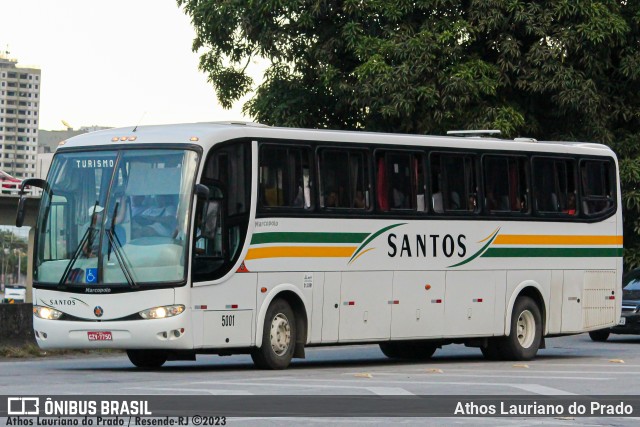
34,306,63,320
139,305,185,319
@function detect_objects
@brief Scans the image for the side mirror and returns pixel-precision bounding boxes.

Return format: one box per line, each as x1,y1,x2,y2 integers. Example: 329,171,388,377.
16,178,46,228
16,196,27,228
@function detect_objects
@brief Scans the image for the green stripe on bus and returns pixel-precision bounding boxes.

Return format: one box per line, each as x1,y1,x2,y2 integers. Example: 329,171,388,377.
481,247,623,258
251,232,370,245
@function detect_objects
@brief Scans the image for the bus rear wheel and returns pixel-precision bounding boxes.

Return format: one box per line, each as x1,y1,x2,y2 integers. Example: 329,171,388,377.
251,298,296,370
589,329,610,342
379,341,438,360
126,350,168,368
500,296,542,361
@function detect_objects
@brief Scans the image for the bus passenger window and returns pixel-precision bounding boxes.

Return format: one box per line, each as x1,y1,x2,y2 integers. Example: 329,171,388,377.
430,153,477,213
376,151,426,212
483,156,529,213
259,145,311,209
532,158,576,215
319,149,370,210
581,160,614,216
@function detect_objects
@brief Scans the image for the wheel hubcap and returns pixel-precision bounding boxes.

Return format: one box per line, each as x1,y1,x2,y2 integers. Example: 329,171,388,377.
517,310,535,348
270,313,291,356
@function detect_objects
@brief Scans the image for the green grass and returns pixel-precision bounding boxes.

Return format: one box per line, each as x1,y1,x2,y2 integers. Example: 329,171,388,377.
0,343,123,359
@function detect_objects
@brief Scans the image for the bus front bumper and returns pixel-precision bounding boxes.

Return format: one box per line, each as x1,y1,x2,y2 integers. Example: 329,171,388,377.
33,315,194,350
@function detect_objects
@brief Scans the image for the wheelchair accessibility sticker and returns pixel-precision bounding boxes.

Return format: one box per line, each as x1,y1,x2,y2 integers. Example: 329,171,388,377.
86,268,98,284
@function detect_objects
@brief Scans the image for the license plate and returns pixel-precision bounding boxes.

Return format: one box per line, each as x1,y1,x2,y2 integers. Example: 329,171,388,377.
88,331,112,341
619,317,626,326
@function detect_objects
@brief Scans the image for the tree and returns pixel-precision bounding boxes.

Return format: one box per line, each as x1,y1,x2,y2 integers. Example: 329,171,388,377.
179,0,640,269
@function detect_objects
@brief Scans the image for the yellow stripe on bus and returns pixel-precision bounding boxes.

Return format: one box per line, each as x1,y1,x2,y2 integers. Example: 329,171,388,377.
493,235,622,246
246,246,358,260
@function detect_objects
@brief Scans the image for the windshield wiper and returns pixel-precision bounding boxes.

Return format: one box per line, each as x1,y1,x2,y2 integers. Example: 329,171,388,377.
105,202,138,288
57,201,100,288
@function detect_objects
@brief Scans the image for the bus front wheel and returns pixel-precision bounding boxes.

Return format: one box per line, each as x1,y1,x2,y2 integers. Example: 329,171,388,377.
251,298,296,369
126,350,168,368
501,296,542,361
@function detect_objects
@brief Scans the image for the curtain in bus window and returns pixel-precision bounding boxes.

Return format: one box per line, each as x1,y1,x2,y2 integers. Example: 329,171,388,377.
349,153,368,209
377,156,389,211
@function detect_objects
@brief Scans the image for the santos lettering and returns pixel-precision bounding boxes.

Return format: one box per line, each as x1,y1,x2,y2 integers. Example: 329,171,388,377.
388,233,466,258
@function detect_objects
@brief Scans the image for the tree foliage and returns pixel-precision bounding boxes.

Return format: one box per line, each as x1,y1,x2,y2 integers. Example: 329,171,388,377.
179,0,640,269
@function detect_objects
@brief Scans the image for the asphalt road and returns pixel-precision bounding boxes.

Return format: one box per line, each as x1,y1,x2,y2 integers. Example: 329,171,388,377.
2,333,640,426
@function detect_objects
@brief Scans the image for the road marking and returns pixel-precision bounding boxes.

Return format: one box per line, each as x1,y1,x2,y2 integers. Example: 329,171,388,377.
126,387,253,395
366,387,414,396
340,372,607,381
404,368,640,375
511,384,576,395
194,379,578,395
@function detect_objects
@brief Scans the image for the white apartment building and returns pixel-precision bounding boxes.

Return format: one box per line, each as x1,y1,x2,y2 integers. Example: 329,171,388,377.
0,54,40,178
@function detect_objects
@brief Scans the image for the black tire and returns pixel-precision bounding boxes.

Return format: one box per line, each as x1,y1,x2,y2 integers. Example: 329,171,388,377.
126,350,168,368
500,296,542,361
480,339,503,361
589,329,610,342
379,341,437,360
251,298,296,369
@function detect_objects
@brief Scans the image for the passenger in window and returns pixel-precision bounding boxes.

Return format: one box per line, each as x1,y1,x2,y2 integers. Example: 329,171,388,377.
353,190,366,208
516,195,527,212
468,195,477,211
134,194,179,237
392,187,406,208
325,190,339,208
564,193,577,215
291,184,305,207
485,189,499,211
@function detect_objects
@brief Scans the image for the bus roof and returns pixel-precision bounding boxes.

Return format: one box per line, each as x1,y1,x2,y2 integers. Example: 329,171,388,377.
57,122,615,157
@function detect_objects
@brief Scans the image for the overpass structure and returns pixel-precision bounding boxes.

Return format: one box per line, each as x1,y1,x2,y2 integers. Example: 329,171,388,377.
0,194,40,303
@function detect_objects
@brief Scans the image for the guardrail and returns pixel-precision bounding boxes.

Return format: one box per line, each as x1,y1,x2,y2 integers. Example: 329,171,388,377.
0,181,41,196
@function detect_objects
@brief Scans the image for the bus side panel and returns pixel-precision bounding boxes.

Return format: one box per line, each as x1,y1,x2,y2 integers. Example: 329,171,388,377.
561,270,584,333
548,270,564,334
339,271,393,342
444,271,497,337
391,271,445,339
194,273,257,348
322,272,341,343
310,272,325,343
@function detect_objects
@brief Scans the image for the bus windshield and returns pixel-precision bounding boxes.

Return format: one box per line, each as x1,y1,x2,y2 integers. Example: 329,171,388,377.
35,148,199,288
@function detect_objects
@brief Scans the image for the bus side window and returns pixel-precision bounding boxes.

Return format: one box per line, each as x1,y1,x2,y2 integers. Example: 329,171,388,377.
259,145,311,209
483,155,529,213
581,160,615,216
431,152,478,213
376,151,426,212
532,157,577,215
319,148,370,210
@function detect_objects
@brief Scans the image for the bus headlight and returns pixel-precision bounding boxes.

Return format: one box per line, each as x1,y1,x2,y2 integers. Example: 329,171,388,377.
33,306,63,320
139,305,185,319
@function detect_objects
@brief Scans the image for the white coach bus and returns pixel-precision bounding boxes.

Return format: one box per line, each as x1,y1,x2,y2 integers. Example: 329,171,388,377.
17,122,622,369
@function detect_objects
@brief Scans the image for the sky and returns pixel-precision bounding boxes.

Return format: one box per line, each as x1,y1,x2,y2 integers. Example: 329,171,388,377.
0,0,262,131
